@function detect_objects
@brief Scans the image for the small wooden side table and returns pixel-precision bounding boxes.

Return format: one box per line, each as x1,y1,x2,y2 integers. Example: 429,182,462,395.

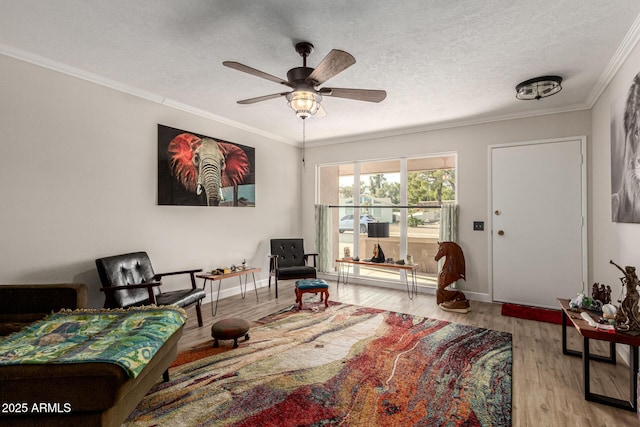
335,258,418,299
197,268,260,316
558,297,639,412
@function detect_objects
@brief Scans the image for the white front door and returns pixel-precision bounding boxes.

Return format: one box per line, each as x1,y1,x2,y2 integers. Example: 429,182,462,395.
490,138,586,309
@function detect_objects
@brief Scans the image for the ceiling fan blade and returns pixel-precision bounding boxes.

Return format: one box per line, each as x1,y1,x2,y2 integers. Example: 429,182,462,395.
305,50,356,86
223,61,293,87
237,92,289,105
320,87,387,102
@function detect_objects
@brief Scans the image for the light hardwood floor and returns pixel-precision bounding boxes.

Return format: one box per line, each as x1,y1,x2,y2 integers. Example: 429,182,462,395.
177,280,638,427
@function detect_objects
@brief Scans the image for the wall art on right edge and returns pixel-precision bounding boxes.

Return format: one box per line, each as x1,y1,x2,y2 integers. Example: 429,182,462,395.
611,71,640,223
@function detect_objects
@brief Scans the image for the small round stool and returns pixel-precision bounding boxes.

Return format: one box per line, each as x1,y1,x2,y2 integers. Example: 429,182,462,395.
295,279,330,310
211,318,250,348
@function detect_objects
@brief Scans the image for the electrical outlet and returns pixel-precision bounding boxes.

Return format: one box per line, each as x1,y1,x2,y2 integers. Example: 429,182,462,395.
473,221,484,231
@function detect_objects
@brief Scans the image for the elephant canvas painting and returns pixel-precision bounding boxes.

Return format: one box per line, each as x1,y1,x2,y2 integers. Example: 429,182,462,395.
158,124,255,207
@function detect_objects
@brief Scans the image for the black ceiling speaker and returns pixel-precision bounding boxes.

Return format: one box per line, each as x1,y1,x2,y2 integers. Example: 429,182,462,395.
368,222,390,238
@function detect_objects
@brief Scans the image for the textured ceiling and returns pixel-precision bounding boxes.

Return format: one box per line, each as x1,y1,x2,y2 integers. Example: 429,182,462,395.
1,0,640,146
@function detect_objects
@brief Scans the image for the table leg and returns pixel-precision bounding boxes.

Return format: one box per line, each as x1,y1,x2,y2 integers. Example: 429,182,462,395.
631,345,639,411
561,310,582,357
337,263,350,287
403,270,412,300
212,278,223,317
202,278,213,317
411,269,418,297
583,337,637,411
583,337,591,401
239,275,246,299
562,310,616,363
251,272,259,302
402,269,419,300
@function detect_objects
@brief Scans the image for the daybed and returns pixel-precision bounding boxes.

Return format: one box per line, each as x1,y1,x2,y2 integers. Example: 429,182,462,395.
0,283,87,336
0,283,184,427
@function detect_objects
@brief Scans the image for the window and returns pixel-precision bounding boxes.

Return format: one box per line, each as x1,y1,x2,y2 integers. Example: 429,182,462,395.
317,154,456,287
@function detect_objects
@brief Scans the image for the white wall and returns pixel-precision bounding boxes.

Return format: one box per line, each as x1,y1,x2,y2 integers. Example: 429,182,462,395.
302,111,591,299
10,43,634,306
591,39,640,286
0,55,302,308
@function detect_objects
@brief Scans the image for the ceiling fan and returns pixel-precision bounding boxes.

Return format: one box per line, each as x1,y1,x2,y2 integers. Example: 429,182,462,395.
223,41,387,119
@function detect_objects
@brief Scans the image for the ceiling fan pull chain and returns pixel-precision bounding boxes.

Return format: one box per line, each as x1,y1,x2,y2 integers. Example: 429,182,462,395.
302,118,306,168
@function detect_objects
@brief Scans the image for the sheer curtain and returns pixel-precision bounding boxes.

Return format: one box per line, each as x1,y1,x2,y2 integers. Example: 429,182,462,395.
439,203,459,242
439,203,460,287
315,204,332,273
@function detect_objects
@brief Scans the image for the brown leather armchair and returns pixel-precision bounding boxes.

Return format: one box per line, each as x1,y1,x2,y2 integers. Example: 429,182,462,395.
95,251,206,327
268,239,318,298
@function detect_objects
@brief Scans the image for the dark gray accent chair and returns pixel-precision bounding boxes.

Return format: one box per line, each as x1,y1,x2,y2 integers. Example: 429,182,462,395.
269,238,318,298
95,251,206,327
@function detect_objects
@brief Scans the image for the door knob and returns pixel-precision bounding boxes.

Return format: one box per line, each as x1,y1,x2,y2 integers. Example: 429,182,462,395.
495,210,501,215
497,230,505,236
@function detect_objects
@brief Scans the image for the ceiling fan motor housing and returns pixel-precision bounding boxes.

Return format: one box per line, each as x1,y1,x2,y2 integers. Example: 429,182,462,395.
287,67,315,87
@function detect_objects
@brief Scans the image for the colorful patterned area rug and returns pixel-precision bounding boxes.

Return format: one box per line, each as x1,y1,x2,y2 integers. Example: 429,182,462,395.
125,302,512,427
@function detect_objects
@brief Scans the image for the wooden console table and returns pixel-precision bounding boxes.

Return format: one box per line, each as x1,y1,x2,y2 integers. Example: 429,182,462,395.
336,259,418,299
557,298,639,411
197,268,260,316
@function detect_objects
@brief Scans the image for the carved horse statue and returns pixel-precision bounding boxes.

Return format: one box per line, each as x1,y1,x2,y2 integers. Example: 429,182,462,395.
434,242,469,310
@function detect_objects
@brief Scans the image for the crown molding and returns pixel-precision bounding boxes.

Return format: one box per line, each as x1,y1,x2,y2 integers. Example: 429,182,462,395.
0,43,296,147
306,104,590,148
587,13,640,107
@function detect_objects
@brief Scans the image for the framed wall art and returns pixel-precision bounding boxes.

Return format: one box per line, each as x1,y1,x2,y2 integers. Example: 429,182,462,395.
158,124,255,207
611,72,640,223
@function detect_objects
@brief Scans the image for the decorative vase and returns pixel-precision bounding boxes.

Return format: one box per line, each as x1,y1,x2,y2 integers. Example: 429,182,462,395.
344,247,351,258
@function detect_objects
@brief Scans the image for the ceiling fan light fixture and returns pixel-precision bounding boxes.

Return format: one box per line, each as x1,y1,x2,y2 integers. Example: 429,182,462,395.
515,75,563,100
286,90,322,119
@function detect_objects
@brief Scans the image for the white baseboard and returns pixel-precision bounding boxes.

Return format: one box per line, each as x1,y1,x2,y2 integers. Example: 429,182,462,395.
317,273,492,303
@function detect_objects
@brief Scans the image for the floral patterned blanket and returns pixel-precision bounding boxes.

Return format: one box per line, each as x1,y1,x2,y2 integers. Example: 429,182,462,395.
0,307,185,378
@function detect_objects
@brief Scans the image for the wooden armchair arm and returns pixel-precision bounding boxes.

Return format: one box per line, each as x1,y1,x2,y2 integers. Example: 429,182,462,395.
154,268,203,278
154,268,203,289
100,282,162,292
268,254,279,271
304,253,318,267
100,281,161,307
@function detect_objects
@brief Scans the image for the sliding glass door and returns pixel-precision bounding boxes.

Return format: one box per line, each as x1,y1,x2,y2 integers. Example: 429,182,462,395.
317,154,456,288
